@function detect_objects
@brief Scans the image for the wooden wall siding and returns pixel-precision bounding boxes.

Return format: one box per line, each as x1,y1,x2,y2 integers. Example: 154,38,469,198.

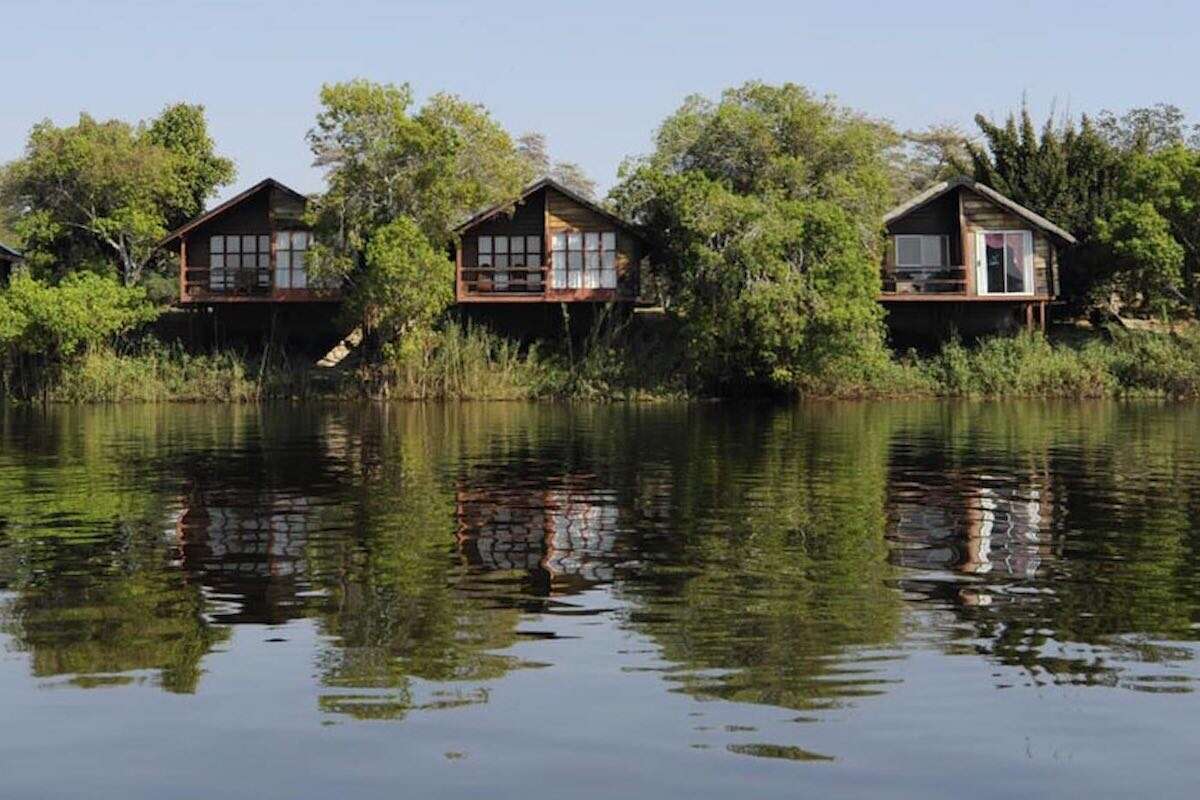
459,189,546,273
544,187,639,299
886,191,962,262
960,189,1051,296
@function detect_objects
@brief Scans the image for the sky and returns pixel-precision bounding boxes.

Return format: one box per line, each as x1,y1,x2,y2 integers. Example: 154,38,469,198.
0,0,1195,202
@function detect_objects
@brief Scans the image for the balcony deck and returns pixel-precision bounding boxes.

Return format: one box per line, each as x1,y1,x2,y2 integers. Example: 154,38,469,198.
181,267,341,304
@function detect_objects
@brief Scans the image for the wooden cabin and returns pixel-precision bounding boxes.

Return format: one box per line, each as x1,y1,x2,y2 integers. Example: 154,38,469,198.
880,176,1076,338
454,178,647,305
161,178,339,306
0,242,20,285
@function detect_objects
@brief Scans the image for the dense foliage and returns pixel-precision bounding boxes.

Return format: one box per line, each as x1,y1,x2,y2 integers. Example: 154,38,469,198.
0,273,158,397
0,105,233,291
305,80,531,346
612,82,900,392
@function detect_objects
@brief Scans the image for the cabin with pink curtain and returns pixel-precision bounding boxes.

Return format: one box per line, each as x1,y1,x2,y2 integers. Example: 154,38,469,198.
880,176,1076,339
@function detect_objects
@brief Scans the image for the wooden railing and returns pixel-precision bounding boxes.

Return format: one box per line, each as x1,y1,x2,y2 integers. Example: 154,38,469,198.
184,267,271,297
182,266,340,301
881,266,969,295
460,265,548,296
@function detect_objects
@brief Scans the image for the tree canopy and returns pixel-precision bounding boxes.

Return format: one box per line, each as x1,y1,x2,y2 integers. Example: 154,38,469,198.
612,81,899,393
0,105,234,288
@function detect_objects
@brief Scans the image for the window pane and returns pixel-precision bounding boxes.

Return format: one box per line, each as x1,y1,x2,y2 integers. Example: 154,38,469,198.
494,236,508,254
984,233,1005,293
585,252,600,269
227,236,241,253
552,233,567,251
553,267,567,289
478,253,492,267
601,232,616,251
601,268,616,289
510,252,525,267
1005,233,1026,293
495,254,508,268
211,253,225,269
210,269,224,289
275,231,289,251
585,232,600,251
210,236,225,253
567,233,582,251
259,253,271,269
920,236,944,267
527,253,541,268
259,235,270,252
293,267,307,289
527,236,541,254
568,251,582,270
242,235,257,253
601,251,615,269
277,251,291,270
292,231,309,250
895,236,920,266
478,235,492,254
275,268,290,289
294,251,307,273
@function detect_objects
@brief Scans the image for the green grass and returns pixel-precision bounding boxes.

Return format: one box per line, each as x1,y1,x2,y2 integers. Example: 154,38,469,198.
10,323,1200,403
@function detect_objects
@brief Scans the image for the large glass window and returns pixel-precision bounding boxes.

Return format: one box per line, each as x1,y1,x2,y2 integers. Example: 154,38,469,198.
275,231,311,289
980,231,1031,294
894,234,949,269
552,230,616,289
209,234,270,290
477,235,542,291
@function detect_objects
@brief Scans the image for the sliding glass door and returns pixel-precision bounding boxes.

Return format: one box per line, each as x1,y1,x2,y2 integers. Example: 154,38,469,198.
977,231,1033,295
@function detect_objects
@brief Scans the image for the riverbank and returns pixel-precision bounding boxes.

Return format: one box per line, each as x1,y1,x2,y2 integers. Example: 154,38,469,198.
11,323,1200,403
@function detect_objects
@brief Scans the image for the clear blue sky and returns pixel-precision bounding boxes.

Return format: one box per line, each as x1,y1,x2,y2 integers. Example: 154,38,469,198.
1,0,1194,202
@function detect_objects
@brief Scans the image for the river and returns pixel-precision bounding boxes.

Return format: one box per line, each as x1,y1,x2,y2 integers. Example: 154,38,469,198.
1,402,1197,798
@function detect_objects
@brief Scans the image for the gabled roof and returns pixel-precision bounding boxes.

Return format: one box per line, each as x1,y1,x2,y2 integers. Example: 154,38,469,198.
0,242,21,262
454,177,643,239
159,178,307,246
885,175,1077,245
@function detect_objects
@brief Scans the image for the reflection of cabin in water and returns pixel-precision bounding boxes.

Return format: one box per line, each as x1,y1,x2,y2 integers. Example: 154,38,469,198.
881,177,1077,340
175,490,316,624
887,474,1055,583
456,476,623,593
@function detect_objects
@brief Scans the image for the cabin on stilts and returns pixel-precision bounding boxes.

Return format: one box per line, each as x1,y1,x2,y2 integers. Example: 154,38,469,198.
879,176,1077,341
160,178,342,348
452,178,650,337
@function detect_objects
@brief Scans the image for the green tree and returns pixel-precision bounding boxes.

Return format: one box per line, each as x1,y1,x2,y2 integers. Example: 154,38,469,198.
1117,145,1200,308
0,105,233,286
1095,201,1185,314
306,80,530,347
0,272,158,397
611,82,898,393
355,217,454,348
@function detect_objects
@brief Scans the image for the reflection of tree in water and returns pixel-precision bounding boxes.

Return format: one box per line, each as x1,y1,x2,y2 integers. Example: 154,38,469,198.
0,409,229,693
612,405,906,713
305,410,533,721
0,530,228,694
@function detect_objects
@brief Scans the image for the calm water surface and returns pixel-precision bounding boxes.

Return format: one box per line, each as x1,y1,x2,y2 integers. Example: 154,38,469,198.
1,402,1198,798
